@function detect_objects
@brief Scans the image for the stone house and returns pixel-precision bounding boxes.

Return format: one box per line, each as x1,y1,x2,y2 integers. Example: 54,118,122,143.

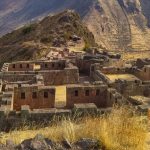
13,85,55,111
67,84,108,108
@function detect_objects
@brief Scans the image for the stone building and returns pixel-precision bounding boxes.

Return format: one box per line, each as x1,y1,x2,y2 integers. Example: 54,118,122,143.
0,49,149,116
7,60,66,72
13,85,55,111
0,60,79,86
66,84,108,108
90,63,150,98
76,54,109,75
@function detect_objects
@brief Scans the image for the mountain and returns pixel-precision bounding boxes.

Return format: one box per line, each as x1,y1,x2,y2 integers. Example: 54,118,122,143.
0,0,93,35
83,0,150,51
0,10,96,65
0,0,150,51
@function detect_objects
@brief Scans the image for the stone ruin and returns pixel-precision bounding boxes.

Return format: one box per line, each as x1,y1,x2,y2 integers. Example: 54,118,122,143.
0,48,149,120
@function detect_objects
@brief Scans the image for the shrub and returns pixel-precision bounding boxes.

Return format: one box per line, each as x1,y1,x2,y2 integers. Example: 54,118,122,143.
40,36,54,43
22,25,35,35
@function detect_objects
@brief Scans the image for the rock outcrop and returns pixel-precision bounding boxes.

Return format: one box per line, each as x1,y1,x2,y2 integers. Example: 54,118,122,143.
0,134,103,150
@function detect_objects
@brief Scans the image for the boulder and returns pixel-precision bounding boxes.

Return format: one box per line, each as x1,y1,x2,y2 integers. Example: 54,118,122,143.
62,139,72,149
18,134,51,150
75,138,102,150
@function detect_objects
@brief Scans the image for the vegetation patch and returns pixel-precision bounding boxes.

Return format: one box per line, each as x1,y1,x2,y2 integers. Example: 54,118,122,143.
0,106,147,150
22,24,35,35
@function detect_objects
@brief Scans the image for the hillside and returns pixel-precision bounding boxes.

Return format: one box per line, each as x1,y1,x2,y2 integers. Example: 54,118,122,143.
84,0,150,51
1,0,150,51
0,10,95,65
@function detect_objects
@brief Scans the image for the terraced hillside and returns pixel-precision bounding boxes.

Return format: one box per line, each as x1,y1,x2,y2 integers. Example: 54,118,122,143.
84,0,132,51
84,0,150,51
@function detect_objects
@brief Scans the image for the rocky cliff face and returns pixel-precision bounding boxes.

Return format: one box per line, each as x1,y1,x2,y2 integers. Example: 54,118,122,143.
0,0,150,51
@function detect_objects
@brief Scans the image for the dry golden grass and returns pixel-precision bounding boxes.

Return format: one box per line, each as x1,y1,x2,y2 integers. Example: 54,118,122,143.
67,39,85,52
0,106,147,150
122,51,150,61
110,51,150,68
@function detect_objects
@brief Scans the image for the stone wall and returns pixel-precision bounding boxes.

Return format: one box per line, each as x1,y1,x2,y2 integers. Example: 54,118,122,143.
41,67,79,85
140,84,150,97
107,88,125,106
13,86,55,111
114,80,150,97
135,65,150,81
1,67,79,86
101,67,126,74
8,62,34,72
90,63,150,98
66,84,109,108
0,73,36,83
0,105,113,132
91,70,110,83
3,60,79,85
7,60,66,72
76,58,103,75
90,64,110,83
37,60,66,71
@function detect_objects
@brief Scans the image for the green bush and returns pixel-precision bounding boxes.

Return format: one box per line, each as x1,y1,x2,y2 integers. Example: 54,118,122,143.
22,25,34,35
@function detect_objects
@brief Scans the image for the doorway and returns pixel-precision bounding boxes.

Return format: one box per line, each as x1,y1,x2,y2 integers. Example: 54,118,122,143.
55,86,66,108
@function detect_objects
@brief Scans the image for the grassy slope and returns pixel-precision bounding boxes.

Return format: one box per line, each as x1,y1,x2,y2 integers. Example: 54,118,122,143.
0,106,147,150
